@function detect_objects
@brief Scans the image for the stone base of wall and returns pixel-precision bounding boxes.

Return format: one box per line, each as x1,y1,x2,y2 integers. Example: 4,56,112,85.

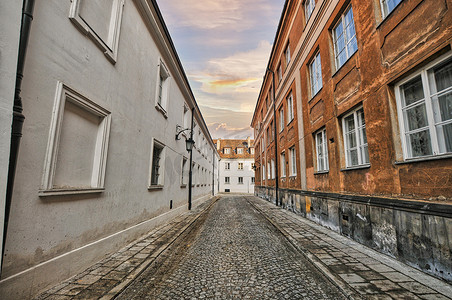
255,186,452,283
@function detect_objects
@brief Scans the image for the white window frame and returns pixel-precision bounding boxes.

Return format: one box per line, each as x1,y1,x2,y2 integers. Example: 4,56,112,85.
309,52,323,98
251,177,255,184
155,60,171,116
315,128,329,172
380,0,403,18
238,177,244,184
238,162,244,170
395,52,452,160
342,106,370,168
225,162,230,170
267,162,271,179
279,107,285,132
250,148,255,154
280,152,286,177
262,163,266,181
285,43,291,67
225,177,230,184
149,139,166,188
305,0,315,22
40,82,111,196
289,146,297,176
333,5,358,70
271,159,275,179
237,148,244,154
287,93,294,123
278,64,283,82
69,0,125,63
224,148,231,154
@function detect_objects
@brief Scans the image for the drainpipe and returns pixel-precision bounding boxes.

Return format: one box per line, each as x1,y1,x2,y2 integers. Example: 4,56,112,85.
2,0,35,273
211,149,214,196
188,107,194,210
266,68,279,207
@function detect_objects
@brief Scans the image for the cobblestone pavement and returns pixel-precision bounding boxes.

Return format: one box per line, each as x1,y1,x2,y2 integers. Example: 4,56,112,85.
117,196,347,299
34,195,452,300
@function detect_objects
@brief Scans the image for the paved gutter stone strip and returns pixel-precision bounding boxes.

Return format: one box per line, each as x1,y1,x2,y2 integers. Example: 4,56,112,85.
33,198,218,300
246,196,452,300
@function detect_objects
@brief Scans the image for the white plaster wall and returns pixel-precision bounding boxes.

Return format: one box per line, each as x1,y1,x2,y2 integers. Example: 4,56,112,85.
0,0,218,297
219,159,255,194
0,0,22,271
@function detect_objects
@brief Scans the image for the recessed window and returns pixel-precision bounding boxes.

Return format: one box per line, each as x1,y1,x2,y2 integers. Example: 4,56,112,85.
224,148,231,154
271,159,275,179
262,163,266,180
287,93,294,123
315,128,329,172
238,162,244,170
333,5,358,70
280,152,286,177
342,106,369,167
279,107,285,132
238,177,244,184
278,64,283,82
69,0,125,63
381,0,403,18
40,82,111,196
225,177,230,184
289,146,297,176
181,157,188,185
251,177,255,184
261,138,264,153
150,140,165,187
285,43,291,67
250,148,255,154
305,0,315,22
237,148,244,154
155,60,171,115
395,54,452,159
251,163,255,170
225,162,230,170
267,161,271,179
309,52,322,97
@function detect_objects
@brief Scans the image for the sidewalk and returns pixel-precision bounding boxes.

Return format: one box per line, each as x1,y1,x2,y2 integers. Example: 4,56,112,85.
33,197,218,300
246,196,452,300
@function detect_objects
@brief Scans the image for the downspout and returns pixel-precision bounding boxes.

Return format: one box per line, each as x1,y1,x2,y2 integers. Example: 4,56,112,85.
188,107,194,210
266,68,279,207
2,0,35,272
211,150,215,196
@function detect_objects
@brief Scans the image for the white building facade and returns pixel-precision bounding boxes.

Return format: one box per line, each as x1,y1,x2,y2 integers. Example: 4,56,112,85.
0,1,219,298
215,139,255,194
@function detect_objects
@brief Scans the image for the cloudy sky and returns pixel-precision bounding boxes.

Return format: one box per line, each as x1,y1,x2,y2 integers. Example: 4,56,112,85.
156,0,285,139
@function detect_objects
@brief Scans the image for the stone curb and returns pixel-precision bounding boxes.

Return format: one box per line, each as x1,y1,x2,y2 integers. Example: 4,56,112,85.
247,197,361,300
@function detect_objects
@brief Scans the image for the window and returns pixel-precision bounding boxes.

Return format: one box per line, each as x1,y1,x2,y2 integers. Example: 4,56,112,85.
262,163,266,180
267,127,270,145
289,146,297,176
309,52,323,97
150,140,165,186
251,163,255,170
155,61,170,114
269,86,273,102
237,148,244,154
40,82,111,196
287,93,294,123
265,96,269,110
69,0,125,63
342,106,369,167
225,177,230,184
333,5,358,70
238,163,244,170
280,152,286,177
271,159,275,179
251,177,255,184
285,43,291,67
395,54,452,159
278,64,282,82
224,148,231,154
270,121,275,141
225,162,230,170
238,177,244,184
250,148,255,154
279,107,285,131
267,162,271,179
181,157,188,185
305,0,315,22
315,128,329,172
381,0,403,18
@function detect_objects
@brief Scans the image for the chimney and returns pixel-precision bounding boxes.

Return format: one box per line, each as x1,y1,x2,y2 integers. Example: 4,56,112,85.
217,138,221,151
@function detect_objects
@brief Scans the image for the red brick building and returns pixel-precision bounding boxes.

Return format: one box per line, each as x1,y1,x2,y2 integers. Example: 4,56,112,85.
251,0,452,282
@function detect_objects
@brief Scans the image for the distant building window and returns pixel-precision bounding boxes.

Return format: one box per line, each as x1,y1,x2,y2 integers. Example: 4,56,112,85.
287,93,294,123
238,162,244,170
342,106,369,167
237,148,244,154
224,148,231,154
305,0,315,22
279,107,285,132
270,120,275,141
289,146,297,176
333,5,358,70
381,0,403,18
155,60,170,114
251,163,255,170
278,64,282,82
150,140,165,186
309,52,322,97
267,162,271,179
285,43,291,67
395,54,452,159
225,177,230,184
225,162,230,170
251,177,255,184
315,128,329,172
250,147,255,154
238,177,244,184
280,152,286,177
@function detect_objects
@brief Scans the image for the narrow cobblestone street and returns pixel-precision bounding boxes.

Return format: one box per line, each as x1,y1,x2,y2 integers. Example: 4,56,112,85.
35,195,452,300
117,196,347,299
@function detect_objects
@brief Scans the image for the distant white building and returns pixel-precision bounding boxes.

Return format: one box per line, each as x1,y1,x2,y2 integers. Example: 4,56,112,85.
214,138,255,194
0,1,219,299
